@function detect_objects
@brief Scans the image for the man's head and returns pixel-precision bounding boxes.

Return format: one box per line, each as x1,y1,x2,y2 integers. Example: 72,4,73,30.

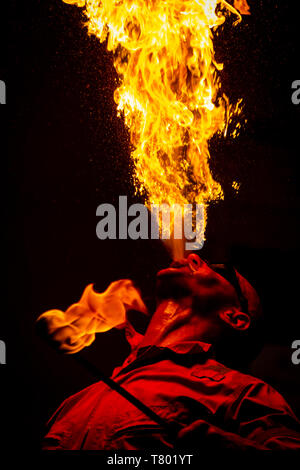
156,253,262,339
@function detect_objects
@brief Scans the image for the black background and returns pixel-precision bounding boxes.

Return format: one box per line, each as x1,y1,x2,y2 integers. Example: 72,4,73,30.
2,0,300,452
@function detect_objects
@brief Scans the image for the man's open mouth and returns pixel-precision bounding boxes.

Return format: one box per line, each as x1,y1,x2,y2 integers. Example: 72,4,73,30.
157,261,193,278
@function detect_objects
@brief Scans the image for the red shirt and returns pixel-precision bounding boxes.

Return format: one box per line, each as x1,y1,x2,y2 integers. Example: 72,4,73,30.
43,337,300,450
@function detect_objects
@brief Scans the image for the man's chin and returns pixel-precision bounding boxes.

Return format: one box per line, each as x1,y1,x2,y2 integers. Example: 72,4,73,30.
156,269,193,299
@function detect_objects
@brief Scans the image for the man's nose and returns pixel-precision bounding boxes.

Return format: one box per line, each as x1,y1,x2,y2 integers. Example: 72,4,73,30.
170,253,204,272
187,253,203,272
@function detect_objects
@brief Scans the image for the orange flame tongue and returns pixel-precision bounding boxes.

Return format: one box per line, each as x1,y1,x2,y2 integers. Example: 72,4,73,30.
63,0,249,251
36,280,148,354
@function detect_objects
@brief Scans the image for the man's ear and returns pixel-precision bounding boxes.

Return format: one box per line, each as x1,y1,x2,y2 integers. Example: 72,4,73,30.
219,309,251,331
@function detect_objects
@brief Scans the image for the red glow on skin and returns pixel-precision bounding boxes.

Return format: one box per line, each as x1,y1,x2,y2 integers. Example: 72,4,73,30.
41,255,300,450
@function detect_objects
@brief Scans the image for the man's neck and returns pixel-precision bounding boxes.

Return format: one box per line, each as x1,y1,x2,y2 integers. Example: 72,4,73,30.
139,299,216,349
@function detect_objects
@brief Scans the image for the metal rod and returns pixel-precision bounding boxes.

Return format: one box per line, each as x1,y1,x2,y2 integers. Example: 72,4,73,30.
76,354,180,442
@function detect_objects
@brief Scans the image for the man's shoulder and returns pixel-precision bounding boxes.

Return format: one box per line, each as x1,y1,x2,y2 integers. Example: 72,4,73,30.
202,358,268,389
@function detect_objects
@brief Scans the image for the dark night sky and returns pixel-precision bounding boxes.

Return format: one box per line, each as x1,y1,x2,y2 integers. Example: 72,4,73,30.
3,0,300,452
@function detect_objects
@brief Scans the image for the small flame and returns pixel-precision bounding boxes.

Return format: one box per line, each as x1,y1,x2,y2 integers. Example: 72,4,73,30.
233,0,251,16
36,280,147,353
62,0,250,253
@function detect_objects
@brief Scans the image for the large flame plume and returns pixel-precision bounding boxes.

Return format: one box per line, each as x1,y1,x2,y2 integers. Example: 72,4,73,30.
63,0,250,255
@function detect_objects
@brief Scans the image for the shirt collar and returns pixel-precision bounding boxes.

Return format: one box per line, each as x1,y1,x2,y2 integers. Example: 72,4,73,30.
113,340,212,378
163,341,212,355
135,340,212,360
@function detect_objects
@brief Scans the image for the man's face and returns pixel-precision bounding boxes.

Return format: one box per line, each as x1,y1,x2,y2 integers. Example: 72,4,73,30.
156,254,241,316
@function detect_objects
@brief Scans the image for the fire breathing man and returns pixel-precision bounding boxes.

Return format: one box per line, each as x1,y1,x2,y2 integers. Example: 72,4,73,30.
42,253,300,450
